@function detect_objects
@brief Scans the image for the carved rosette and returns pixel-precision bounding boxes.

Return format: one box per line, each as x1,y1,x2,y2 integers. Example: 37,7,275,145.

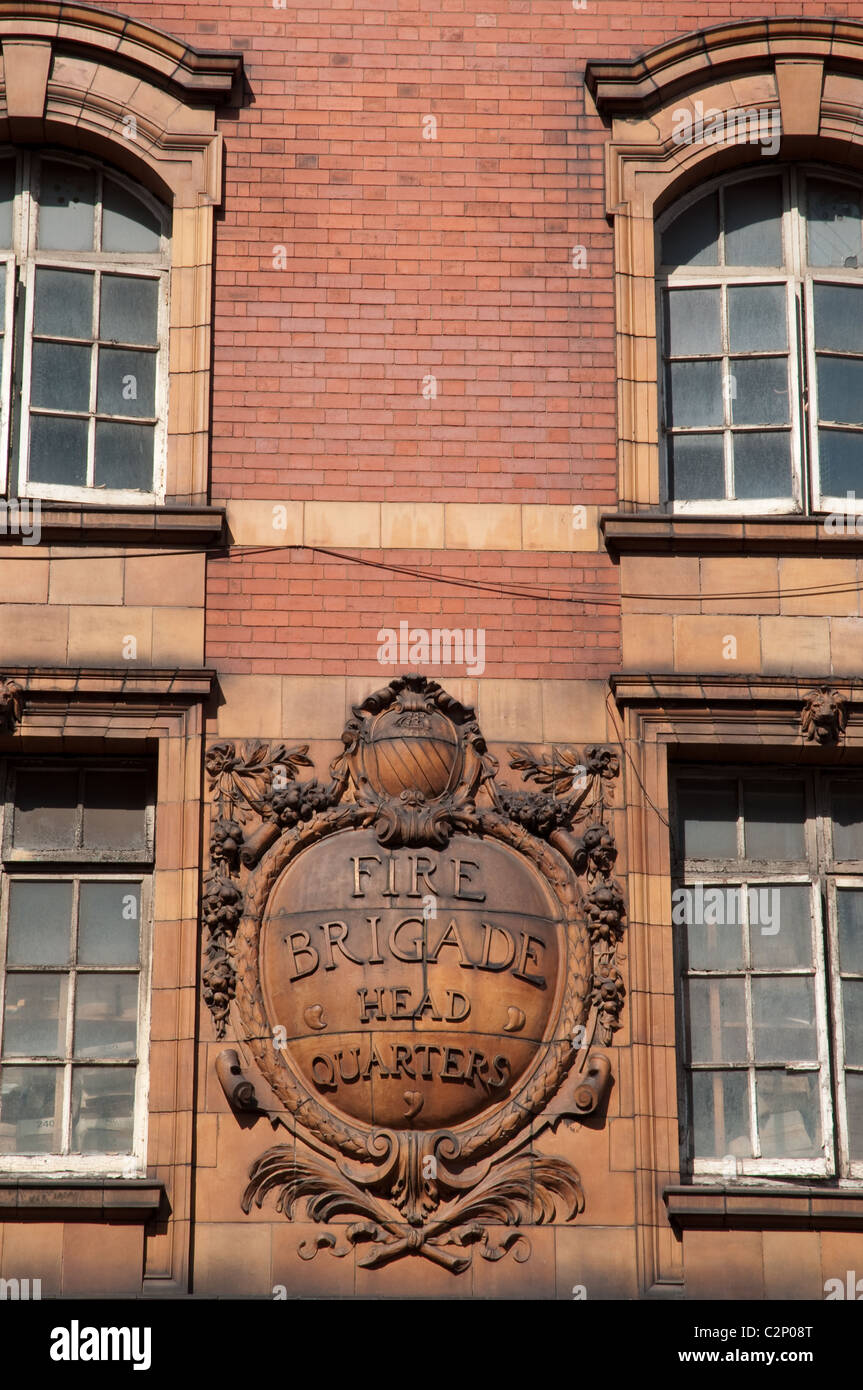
202,676,627,1270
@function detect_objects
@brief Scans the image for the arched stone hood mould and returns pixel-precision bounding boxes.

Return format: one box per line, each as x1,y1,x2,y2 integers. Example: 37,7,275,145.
585,16,863,118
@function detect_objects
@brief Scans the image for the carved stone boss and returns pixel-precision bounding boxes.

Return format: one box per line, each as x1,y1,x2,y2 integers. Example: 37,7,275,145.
203,676,627,1270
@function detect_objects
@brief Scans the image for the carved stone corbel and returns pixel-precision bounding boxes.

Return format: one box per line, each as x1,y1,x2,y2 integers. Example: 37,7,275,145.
801,685,848,744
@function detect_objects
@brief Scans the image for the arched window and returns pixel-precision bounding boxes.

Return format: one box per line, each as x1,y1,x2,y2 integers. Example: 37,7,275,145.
658,167,863,514
0,151,170,503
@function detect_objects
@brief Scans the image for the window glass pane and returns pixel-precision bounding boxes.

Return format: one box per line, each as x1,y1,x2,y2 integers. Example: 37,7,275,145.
680,883,744,970
756,1071,821,1158
661,192,719,267
752,977,817,1062
689,978,746,1063
742,780,806,859
99,275,158,347
843,980,863,1066
691,1069,750,1157
724,178,783,267
70,1066,135,1152
7,882,73,966
0,160,14,248
666,288,721,357
732,431,792,500
831,782,863,861
808,179,863,268
74,974,137,1060
731,358,789,426
38,160,95,252
678,780,738,859
12,769,78,849
33,268,93,340
28,413,88,487
668,434,725,501
837,890,863,975
0,1065,60,1154
817,428,863,497
2,973,67,1057
749,885,812,969
817,356,863,425
82,770,149,852
78,883,140,966
728,284,787,353
813,282,863,352
30,341,92,413
97,348,156,418
846,1072,863,1159
102,178,161,254
93,422,154,492
667,360,723,429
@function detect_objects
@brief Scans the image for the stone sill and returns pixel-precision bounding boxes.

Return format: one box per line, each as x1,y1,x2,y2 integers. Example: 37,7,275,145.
0,504,226,548
0,1178,165,1219
665,1184,863,1232
601,512,863,556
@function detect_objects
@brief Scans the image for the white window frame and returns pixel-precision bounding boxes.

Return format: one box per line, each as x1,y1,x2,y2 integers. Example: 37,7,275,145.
0,760,154,1178
657,165,863,516
2,149,170,506
673,766,863,1183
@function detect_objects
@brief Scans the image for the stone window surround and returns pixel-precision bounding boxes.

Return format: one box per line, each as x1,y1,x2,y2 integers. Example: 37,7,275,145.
585,16,863,515
0,666,211,1292
0,3,242,510
610,671,863,1293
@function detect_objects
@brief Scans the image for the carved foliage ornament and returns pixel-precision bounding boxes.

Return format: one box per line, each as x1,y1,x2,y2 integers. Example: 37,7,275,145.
203,676,626,1270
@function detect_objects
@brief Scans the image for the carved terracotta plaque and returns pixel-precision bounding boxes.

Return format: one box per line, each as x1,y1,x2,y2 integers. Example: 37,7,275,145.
203,676,627,1270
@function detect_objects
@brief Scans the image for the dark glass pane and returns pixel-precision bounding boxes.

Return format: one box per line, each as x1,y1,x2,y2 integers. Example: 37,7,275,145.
837,889,863,975
691,1069,750,1157
731,357,789,426
668,434,725,501
808,179,863,268
0,1066,60,1154
74,974,137,1060
93,422,154,492
70,1066,135,1152
749,884,811,969
689,979,746,1063
99,275,158,347
78,883,140,966
724,178,783,267
82,770,148,852
97,348,155,418
0,159,14,249
752,977,817,1062
33,268,93,340
2,973,67,1057
28,413,88,487
818,356,863,425
38,160,95,252
818,428,863,496
728,284,787,353
30,342,91,413
102,178,161,254
743,779,806,859
678,883,744,970
832,783,863,862
843,981,863,1066
756,1071,821,1158
666,288,721,356
732,431,792,500
678,779,738,860
661,193,720,267
13,769,78,848
667,360,723,428
846,1072,863,1159
7,881,73,966
813,282,863,352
